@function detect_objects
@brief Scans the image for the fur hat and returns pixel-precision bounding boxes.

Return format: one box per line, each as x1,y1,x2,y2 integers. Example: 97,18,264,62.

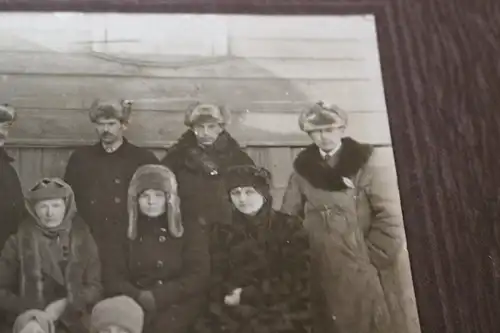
26,178,72,205
128,164,184,240
0,103,16,123
225,165,272,195
184,102,231,127
298,101,348,132
13,310,55,333
90,296,144,333
89,99,133,124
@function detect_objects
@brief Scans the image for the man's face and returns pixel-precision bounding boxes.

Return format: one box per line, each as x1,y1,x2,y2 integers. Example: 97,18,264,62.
192,122,223,146
308,126,345,152
0,122,12,147
95,118,126,144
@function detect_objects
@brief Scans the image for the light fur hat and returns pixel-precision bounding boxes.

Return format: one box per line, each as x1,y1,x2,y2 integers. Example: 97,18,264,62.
0,103,16,123
90,296,144,333
13,310,55,333
128,164,184,240
298,101,348,132
89,99,133,123
184,102,231,127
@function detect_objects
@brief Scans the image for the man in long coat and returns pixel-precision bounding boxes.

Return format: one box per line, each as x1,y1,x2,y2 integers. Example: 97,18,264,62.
63,99,158,267
280,101,406,333
0,104,25,250
161,102,255,228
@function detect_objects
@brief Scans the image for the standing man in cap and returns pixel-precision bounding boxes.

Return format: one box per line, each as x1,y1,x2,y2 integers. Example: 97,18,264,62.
63,99,158,268
0,104,25,250
280,101,407,333
161,102,254,228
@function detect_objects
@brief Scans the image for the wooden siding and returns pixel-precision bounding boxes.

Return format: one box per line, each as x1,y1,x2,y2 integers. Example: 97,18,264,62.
6,145,396,210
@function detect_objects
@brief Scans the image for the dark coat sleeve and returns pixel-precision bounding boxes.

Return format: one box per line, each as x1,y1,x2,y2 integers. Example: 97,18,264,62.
0,235,32,315
63,151,85,216
102,238,142,301
151,217,210,311
80,231,102,306
0,165,26,250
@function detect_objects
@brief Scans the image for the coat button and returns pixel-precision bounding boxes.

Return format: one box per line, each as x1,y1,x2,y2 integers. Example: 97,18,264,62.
114,178,121,184
157,280,164,285
114,197,121,203
159,236,166,243
160,228,167,233
157,260,164,268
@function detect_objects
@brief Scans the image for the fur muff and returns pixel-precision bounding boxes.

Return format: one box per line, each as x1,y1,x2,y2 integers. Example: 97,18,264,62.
298,101,348,132
88,99,133,124
184,102,231,127
127,164,184,240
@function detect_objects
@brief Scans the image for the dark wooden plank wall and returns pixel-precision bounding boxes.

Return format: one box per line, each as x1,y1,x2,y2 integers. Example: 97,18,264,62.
5,145,396,210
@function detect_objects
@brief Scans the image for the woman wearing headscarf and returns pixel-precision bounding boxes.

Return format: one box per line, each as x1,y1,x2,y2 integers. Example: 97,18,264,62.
193,165,311,333
0,178,102,333
103,164,210,333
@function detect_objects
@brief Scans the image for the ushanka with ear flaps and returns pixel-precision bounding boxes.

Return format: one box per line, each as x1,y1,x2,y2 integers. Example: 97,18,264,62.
0,103,17,123
88,99,133,123
127,164,184,240
184,102,231,127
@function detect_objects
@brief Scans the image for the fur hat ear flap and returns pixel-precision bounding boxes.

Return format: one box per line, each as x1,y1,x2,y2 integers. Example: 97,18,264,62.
127,164,184,240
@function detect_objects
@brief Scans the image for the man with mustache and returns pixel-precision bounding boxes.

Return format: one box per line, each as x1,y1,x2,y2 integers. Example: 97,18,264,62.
0,104,25,250
63,100,158,267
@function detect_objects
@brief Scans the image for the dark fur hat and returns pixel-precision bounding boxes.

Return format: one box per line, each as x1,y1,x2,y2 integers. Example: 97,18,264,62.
225,165,272,194
128,164,184,240
298,101,348,132
89,99,133,123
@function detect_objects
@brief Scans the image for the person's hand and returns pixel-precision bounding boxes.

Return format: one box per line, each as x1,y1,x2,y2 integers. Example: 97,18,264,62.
138,291,156,313
44,298,68,321
224,288,242,306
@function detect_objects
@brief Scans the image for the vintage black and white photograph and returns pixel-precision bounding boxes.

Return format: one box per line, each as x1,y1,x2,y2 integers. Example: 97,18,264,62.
0,13,420,333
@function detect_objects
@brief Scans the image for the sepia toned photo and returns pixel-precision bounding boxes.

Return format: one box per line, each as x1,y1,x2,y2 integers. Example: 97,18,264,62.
0,13,420,333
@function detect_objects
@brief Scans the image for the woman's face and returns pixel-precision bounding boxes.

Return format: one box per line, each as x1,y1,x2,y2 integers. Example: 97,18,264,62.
138,189,166,217
230,186,265,216
34,198,66,228
98,325,131,333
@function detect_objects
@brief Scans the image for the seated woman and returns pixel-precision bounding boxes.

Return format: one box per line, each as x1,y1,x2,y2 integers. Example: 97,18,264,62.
193,165,311,333
0,178,102,333
103,164,210,333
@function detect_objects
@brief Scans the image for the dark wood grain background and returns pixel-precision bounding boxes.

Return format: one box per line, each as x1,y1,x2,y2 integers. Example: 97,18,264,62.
1,1,499,333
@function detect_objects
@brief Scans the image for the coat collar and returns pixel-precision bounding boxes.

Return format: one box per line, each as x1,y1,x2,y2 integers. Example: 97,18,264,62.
0,147,14,162
294,137,373,191
92,137,131,156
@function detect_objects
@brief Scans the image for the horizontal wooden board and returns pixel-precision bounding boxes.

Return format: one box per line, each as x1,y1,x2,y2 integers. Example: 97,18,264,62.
225,15,377,40
228,38,368,60
5,146,394,203
5,108,392,147
0,75,386,112
0,52,373,80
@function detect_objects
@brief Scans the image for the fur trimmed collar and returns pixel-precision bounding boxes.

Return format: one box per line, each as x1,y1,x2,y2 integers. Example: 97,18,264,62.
165,130,247,175
294,137,373,191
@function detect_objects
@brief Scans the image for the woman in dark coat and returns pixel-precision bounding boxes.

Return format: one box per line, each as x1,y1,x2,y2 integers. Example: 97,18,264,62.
103,164,210,333
161,103,255,228
193,165,311,333
0,178,102,333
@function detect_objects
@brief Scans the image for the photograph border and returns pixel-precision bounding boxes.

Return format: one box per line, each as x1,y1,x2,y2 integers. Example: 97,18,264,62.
0,2,448,333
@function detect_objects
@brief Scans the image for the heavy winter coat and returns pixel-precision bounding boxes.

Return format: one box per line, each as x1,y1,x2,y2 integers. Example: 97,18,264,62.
193,203,311,333
281,137,405,333
0,148,25,249
104,213,210,333
161,130,255,227
0,212,102,332
63,138,158,264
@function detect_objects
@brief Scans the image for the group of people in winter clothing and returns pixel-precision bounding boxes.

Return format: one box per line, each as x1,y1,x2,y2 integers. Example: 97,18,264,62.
0,97,406,333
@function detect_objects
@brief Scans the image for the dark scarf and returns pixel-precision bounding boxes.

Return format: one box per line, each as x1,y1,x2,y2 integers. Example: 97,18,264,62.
294,137,374,191
172,130,246,175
